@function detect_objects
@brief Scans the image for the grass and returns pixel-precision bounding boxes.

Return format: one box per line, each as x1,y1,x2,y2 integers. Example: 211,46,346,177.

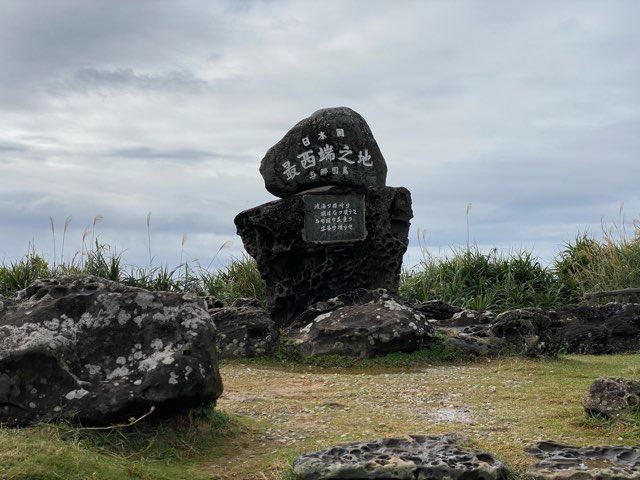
4,217,640,311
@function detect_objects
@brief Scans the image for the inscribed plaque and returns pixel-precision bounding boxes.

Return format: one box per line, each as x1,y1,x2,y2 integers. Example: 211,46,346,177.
303,194,366,243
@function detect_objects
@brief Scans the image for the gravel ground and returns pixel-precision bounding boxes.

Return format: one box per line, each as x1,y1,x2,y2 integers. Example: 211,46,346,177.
198,356,640,479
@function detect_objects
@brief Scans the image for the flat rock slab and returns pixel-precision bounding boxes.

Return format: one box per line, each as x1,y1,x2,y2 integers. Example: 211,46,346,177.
260,107,388,198
527,441,640,479
294,434,508,479
0,276,223,426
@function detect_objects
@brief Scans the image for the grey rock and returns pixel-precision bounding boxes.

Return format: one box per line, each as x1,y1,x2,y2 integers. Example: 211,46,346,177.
412,300,462,321
443,333,504,357
294,433,508,480
490,308,563,357
583,377,640,419
235,185,412,327
260,107,388,198
0,276,223,427
445,309,494,327
231,297,263,308
210,306,278,359
287,289,435,359
527,441,640,479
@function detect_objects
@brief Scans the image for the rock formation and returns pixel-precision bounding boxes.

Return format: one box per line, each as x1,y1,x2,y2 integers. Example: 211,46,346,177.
209,300,278,359
0,276,223,427
236,107,412,328
583,377,640,419
294,434,508,480
526,441,640,479
287,289,435,358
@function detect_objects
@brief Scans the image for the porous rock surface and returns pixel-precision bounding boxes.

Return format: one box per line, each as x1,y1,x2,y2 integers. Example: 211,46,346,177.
235,185,412,327
260,107,388,198
527,441,640,479
583,377,640,419
209,301,278,359
0,276,223,427
548,303,640,354
287,289,435,358
436,308,562,358
294,434,508,480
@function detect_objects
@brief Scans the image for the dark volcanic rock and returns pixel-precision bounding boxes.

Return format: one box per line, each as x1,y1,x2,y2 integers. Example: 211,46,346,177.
526,441,640,479
549,303,640,354
287,289,435,358
260,107,388,198
0,276,223,427
294,434,508,480
235,185,412,327
583,377,640,419
209,305,278,359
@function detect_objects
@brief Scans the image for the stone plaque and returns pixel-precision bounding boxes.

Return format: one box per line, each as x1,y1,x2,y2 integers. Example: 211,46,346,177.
303,193,366,243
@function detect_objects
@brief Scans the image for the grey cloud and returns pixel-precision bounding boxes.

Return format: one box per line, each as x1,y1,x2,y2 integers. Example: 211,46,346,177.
47,68,210,95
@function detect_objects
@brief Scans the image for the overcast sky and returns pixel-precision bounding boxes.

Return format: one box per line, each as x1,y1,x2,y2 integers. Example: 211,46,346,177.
1,0,639,272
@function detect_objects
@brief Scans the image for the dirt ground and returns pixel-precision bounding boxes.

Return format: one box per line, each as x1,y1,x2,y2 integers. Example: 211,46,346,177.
198,356,640,479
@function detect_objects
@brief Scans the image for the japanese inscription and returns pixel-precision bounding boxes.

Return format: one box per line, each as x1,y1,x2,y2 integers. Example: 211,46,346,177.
281,127,375,182
303,194,366,243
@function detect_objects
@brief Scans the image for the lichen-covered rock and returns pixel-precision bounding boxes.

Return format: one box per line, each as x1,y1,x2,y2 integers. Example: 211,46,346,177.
583,377,640,419
235,185,412,327
260,107,388,198
548,304,640,354
209,305,278,359
490,308,563,357
412,300,462,321
443,309,494,327
287,289,435,358
443,331,504,357
0,276,223,427
526,441,640,479
294,434,508,480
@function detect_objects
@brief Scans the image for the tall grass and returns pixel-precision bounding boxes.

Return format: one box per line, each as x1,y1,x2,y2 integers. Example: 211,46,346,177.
2,217,640,312
400,245,572,313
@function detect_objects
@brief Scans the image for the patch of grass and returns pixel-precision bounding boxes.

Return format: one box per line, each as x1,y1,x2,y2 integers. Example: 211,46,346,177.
0,407,243,480
400,245,572,314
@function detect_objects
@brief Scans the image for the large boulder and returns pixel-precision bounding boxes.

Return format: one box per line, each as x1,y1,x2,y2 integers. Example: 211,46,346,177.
287,289,435,359
583,377,640,419
260,107,388,198
548,304,640,354
294,434,508,480
0,276,223,427
209,302,278,359
526,441,640,479
236,185,412,327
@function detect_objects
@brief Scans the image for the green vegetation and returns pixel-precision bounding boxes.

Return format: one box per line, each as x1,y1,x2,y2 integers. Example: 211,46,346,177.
4,218,640,312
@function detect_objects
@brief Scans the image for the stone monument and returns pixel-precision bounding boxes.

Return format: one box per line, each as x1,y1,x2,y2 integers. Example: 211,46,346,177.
235,107,413,327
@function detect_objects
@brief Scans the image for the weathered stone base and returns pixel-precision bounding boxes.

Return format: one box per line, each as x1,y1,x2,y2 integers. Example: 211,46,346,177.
235,185,412,327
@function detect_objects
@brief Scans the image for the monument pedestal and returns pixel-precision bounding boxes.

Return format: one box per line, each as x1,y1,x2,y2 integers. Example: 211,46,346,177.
235,185,412,327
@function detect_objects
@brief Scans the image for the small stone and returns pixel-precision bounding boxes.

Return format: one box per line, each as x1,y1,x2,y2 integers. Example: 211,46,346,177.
583,377,640,419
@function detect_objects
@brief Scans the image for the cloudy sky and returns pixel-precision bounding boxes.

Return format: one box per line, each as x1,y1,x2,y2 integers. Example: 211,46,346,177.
1,0,639,272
